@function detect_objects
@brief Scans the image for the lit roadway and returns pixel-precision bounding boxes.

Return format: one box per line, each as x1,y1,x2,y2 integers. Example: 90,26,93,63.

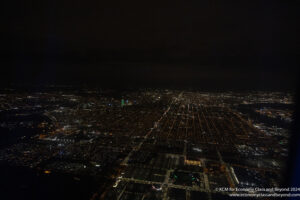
116,92,235,200
121,92,183,166
112,92,278,199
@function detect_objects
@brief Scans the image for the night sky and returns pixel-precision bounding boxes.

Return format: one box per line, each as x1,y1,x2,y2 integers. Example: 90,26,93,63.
1,0,299,89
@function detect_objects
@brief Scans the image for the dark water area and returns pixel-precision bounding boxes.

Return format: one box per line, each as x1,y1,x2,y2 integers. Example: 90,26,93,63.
0,127,37,147
0,164,99,200
0,112,52,148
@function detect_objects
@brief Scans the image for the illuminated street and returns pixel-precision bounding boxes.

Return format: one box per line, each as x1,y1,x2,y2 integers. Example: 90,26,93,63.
0,88,293,199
